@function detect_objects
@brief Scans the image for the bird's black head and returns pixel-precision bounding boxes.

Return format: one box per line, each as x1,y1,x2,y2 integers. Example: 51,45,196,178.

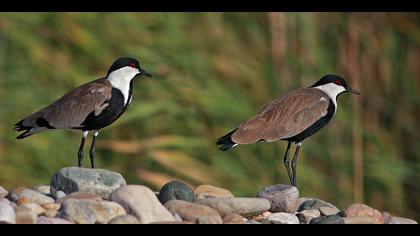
311,74,360,95
107,57,152,78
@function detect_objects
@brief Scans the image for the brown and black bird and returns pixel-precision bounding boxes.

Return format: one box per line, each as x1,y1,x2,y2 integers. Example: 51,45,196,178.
14,57,152,168
216,75,360,186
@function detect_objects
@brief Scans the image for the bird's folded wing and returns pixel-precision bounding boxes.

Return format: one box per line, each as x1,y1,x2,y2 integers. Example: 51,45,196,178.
21,78,112,129
232,88,330,144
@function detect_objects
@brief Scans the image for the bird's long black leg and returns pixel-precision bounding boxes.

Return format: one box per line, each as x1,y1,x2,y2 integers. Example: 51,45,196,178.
78,131,88,167
291,142,302,187
89,131,98,169
283,142,293,185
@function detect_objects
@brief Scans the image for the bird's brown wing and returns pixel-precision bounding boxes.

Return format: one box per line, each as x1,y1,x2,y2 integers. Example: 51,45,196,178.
20,78,112,129
231,88,330,144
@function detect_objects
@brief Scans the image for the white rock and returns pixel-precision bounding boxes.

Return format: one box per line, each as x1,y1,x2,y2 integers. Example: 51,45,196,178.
59,199,126,224
0,201,16,224
0,198,11,204
389,216,418,224
110,185,175,224
267,212,300,224
53,191,67,200
319,206,340,216
8,187,54,205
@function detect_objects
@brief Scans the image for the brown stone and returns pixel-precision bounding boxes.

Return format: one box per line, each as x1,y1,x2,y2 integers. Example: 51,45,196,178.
195,197,270,217
195,185,234,199
165,200,223,224
257,184,299,213
41,203,60,211
344,203,384,224
20,203,46,215
223,213,245,224
15,206,37,224
43,210,58,218
8,187,54,205
343,216,376,224
57,192,103,204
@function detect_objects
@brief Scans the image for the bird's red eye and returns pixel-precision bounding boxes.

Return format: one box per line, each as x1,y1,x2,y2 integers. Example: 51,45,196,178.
335,79,342,85
130,63,136,68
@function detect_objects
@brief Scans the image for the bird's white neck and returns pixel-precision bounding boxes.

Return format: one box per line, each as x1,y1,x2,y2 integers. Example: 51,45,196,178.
107,67,139,105
314,83,345,109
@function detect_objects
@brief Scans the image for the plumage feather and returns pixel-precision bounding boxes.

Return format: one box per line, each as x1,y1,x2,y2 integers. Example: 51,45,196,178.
14,78,112,139
229,88,331,144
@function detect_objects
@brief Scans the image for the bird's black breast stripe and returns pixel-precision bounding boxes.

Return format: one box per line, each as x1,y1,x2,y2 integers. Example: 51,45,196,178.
283,99,336,143
78,81,133,131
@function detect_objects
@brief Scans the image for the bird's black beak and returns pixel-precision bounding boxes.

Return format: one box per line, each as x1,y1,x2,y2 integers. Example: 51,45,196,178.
139,68,152,78
346,86,360,95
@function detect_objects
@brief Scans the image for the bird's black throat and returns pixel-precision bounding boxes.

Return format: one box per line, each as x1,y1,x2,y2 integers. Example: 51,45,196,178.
284,99,336,143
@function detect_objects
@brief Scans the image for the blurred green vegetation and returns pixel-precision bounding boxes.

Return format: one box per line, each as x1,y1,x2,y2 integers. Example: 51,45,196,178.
0,13,419,219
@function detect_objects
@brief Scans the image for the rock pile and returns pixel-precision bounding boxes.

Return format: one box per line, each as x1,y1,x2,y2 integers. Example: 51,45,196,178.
0,167,417,224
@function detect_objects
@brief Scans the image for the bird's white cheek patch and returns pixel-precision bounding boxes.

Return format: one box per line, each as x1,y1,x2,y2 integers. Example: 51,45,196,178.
107,67,138,105
314,83,345,109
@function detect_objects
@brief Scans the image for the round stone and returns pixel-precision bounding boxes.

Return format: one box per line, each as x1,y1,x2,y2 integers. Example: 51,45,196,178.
110,185,175,224
165,200,223,224
298,198,339,212
344,203,384,224
319,206,340,216
51,167,126,199
223,213,245,224
256,184,299,213
7,187,54,205
158,180,195,204
59,199,126,224
195,185,234,199
195,197,271,217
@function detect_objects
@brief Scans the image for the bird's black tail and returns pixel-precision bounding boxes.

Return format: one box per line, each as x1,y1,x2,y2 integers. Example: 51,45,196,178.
216,129,238,151
13,119,36,139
